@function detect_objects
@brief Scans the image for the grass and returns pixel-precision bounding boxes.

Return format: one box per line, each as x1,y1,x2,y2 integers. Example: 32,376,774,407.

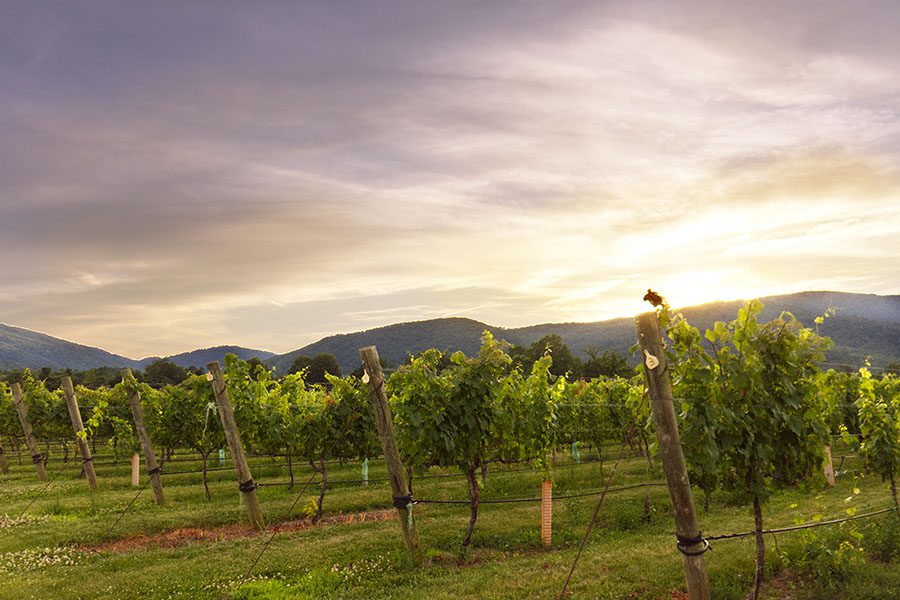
0,442,898,599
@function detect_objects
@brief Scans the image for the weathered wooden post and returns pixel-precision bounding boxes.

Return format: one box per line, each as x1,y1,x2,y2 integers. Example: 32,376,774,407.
10,383,49,482
0,441,9,474
60,377,98,489
635,312,710,600
823,446,836,486
359,346,424,566
121,368,165,505
207,361,265,530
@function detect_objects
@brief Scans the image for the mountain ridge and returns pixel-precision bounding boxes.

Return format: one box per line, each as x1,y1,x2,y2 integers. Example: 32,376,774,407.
268,291,900,374
2,291,898,373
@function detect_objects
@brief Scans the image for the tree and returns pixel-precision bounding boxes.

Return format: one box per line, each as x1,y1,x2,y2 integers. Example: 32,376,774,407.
142,359,188,388
287,354,313,376
582,349,632,379
510,335,580,378
307,353,341,385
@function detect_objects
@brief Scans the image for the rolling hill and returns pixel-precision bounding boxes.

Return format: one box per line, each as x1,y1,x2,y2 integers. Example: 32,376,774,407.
267,291,900,374
2,291,897,374
0,324,273,371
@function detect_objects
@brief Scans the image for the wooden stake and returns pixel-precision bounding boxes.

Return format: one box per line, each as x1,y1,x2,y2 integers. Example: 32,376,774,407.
10,383,48,482
635,312,711,600
131,454,141,486
207,361,265,530
0,440,9,474
121,368,165,506
60,377,98,489
359,346,424,566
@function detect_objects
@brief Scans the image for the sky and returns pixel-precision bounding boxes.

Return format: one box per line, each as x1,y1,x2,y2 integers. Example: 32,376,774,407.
1,1,898,359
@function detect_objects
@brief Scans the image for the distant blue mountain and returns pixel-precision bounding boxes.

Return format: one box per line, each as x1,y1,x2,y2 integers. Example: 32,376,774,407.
2,291,897,374
267,291,900,374
0,324,272,371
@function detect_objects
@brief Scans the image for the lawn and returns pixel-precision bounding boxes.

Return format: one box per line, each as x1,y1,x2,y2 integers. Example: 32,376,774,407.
1,442,897,599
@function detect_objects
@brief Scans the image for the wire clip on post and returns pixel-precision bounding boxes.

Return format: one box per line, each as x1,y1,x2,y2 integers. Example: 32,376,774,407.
392,494,413,509
31,453,43,464
676,531,711,556
239,479,259,493
147,466,162,476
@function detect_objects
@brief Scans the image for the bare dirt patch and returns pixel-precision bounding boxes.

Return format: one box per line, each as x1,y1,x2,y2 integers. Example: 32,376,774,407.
83,508,397,554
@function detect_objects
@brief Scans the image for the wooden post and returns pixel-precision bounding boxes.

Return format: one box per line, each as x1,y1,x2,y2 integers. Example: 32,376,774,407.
0,440,9,474
121,369,165,506
541,479,553,547
207,361,265,530
131,454,141,486
824,446,836,486
60,377,98,489
10,383,49,482
359,346,423,566
635,313,711,600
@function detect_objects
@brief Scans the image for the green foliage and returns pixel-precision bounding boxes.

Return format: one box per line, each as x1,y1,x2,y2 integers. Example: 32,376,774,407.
852,370,900,507
389,332,512,475
818,369,863,436
862,512,900,563
287,353,341,384
582,349,633,379
18,369,70,443
141,359,189,388
663,300,833,504
782,525,867,588
509,334,579,378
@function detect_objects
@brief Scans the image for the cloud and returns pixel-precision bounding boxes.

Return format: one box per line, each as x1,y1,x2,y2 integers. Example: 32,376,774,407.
0,1,897,356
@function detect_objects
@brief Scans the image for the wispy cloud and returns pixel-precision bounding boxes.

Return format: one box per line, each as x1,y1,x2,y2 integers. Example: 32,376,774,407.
0,1,897,357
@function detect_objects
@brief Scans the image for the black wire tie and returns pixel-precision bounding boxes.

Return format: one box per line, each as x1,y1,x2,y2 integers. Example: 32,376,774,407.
81,457,94,463
239,479,259,493
31,453,43,464
148,466,161,476
392,494,413,509
676,531,710,556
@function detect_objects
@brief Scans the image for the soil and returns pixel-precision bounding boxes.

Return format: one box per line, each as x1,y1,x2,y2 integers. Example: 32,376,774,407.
83,508,397,554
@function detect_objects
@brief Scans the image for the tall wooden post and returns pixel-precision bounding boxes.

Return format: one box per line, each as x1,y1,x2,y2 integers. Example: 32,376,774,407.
207,361,265,530
823,446,836,486
10,383,49,482
121,369,165,506
635,313,710,600
359,346,423,566
61,377,98,489
0,441,9,474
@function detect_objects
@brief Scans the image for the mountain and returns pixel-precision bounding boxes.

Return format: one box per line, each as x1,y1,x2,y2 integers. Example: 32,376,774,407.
2,291,897,374
267,317,494,375
160,346,276,369
0,323,144,371
267,291,900,373
0,324,273,371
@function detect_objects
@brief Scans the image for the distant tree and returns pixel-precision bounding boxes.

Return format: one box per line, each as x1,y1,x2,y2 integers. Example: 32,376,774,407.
307,353,342,385
81,367,122,388
141,359,188,388
288,354,313,376
582,349,632,379
245,356,268,380
510,335,580,378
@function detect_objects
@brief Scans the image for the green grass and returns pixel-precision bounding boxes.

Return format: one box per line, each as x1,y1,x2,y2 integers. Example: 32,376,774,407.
0,443,897,599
